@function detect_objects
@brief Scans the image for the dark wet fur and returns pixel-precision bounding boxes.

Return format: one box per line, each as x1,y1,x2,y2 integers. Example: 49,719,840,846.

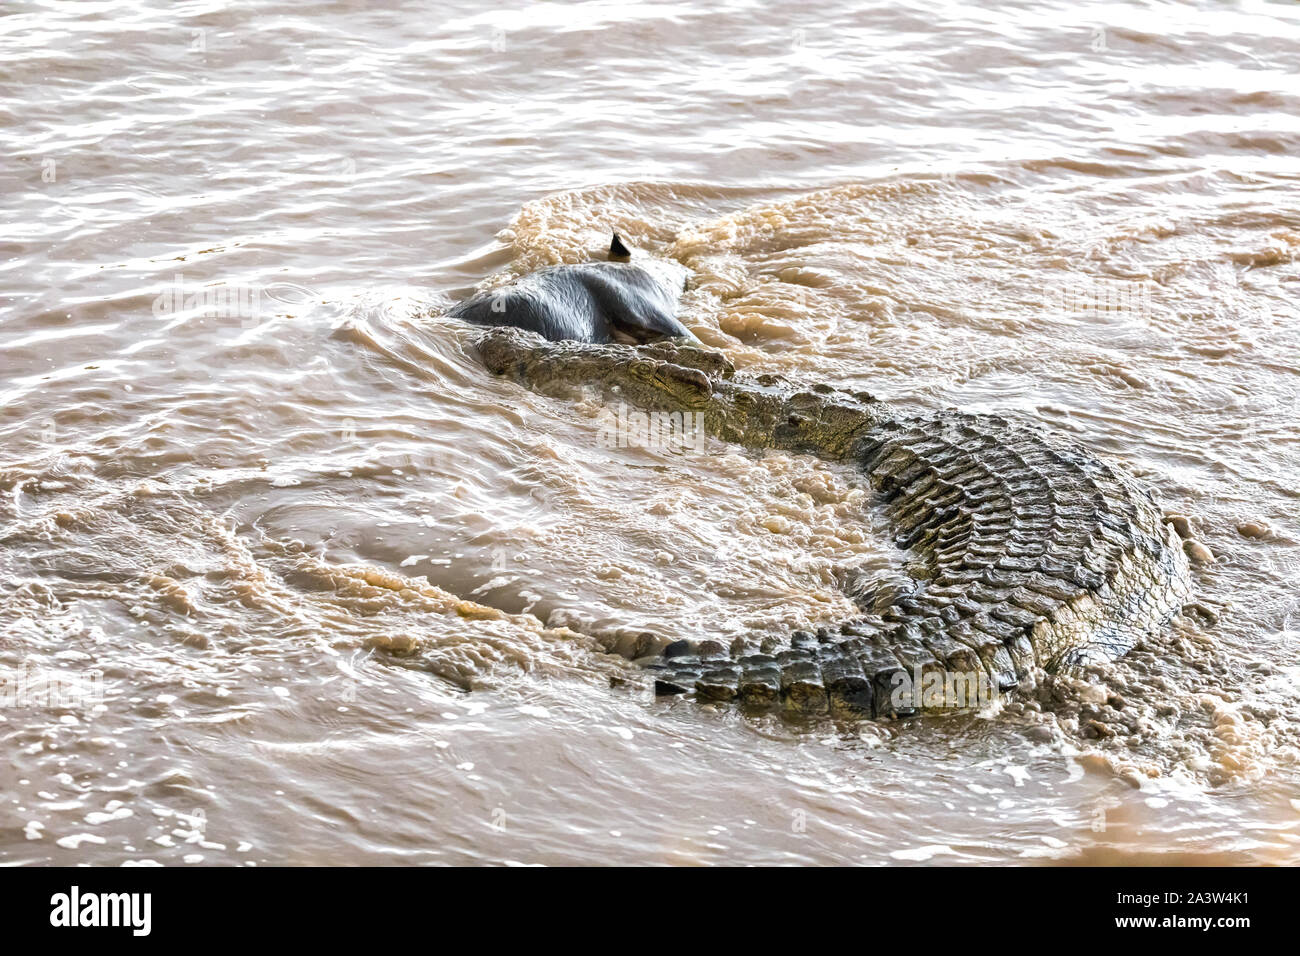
447,261,691,344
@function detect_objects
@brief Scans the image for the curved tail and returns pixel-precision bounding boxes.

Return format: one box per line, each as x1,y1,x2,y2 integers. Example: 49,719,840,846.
648,410,1190,718
475,327,1191,721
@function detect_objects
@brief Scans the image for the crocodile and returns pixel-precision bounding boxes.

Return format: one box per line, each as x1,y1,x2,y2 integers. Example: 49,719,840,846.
474,325,1192,721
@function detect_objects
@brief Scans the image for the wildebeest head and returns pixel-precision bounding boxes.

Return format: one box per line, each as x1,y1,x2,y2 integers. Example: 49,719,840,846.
448,230,696,345
597,231,695,344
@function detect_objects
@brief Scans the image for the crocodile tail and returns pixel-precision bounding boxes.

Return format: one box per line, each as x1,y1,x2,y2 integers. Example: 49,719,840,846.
649,411,1191,719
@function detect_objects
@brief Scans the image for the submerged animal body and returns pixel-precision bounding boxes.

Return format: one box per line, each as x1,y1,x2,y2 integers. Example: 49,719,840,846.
476,326,1193,722
447,234,694,344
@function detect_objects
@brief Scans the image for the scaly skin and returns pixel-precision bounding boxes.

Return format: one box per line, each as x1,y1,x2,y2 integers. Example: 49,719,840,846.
476,327,1191,720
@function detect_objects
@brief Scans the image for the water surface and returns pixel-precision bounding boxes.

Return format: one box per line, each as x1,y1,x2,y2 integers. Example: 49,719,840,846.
2,0,1299,865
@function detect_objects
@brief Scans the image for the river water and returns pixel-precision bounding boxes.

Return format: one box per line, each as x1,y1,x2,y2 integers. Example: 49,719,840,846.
2,0,1298,865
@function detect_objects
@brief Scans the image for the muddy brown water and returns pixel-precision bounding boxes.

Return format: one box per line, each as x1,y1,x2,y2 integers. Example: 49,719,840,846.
1,0,1298,865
